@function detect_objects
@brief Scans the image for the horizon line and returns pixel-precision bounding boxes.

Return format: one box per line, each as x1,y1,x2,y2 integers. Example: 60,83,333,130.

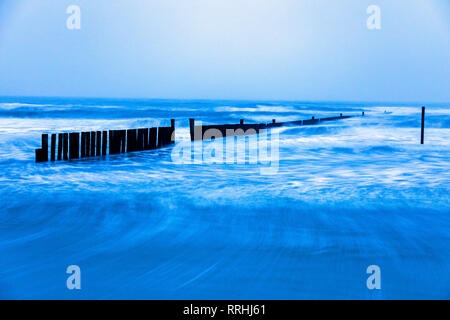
0,95,449,106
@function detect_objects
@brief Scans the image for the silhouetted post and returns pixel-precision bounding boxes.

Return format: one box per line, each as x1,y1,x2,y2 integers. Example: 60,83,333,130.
69,133,79,160
113,130,120,154
102,131,107,155
149,127,157,149
240,119,244,125
35,134,49,163
63,133,68,160
110,131,116,154
96,131,101,156
42,134,48,162
51,134,56,161
158,127,169,147
121,130,126,153
91,132,96,156
362,111,365,116
421,106,425,145
340,113,343,117
157,127,162,147
143,128,150,150
137,129,144,151
80,132,86,158
272,119,276,124
312,116,315,120
35,149,43,163
86,132,91,157
109,131,113,154
111,130,121,154
170,119,175,144
189,118,195,141
57,134,63,160
117,131,121,154
127,129,137,152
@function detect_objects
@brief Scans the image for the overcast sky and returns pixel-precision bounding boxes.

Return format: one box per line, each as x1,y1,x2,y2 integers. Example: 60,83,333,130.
0,0,449,102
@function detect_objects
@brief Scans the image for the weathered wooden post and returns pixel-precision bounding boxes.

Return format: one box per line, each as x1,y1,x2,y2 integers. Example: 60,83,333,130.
111,130,123,154
137,129,144,151
121,130,126,153
96,131,101,156
86,132,91,157
143,128,150,150
35,134,49,163
421,106,425,145
69,133,79,160
35,149,43,163
170,119,175,144
109,131,113,154
80,132,86,158
69,133,74,160
42,134,48,162
63,133,68,160
157,127,169,147
111,131,116,154
51,134,56,161
157,127,162,147
111,130,121,154
43,134,48,162
90,132,96,156
189,118,195,141
127,129,137,152
102,131,107,155
149,127,157,149
58,134,63,160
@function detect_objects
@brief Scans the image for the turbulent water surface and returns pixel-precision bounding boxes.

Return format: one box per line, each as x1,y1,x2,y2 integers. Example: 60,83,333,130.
0,97,449,299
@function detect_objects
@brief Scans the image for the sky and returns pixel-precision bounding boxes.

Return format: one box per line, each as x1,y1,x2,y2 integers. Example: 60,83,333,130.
0,0,449,102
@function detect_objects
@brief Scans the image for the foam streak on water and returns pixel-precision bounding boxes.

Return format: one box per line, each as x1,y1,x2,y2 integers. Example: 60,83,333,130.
0,97,449,299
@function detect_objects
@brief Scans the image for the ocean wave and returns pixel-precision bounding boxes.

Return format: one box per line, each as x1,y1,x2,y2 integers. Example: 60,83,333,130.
0,98,449,299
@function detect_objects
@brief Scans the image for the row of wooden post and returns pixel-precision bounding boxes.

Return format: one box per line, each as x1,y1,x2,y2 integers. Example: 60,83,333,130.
189,113,360,141
35,109,426,162
190,109,427,143
36,120,175,163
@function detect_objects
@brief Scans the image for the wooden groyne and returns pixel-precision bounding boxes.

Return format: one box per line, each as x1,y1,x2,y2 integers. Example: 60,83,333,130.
189,113,357,141
35,120,175,163
421,106,425,145
35,113,363,162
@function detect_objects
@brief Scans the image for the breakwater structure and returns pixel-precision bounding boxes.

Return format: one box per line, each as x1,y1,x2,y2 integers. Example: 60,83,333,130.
35,112,371,163
35,119,175,163
189,113,356,141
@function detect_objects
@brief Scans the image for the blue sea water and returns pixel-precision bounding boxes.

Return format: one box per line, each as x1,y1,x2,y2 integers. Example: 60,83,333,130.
0,97,449,299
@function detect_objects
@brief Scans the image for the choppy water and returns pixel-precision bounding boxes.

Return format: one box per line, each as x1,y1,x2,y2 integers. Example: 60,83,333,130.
0,97,449,299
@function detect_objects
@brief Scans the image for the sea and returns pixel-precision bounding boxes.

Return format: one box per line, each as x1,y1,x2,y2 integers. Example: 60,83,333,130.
0,97,449,299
